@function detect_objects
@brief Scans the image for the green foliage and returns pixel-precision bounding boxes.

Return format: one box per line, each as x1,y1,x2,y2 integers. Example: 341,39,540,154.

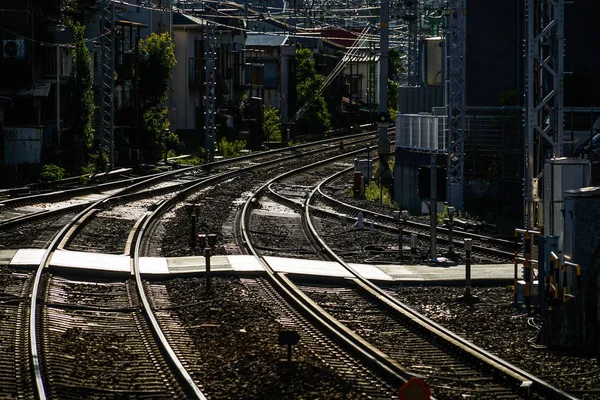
166,129,182,157
263,106,282,142
388,48,403,79
142,107,171,162
176,156,202,165
138,33,177,108
69,22,95,171
39,164,66,182
364,180,397,208
294,47,332,132
57,0,78,25
80,151,109,184
239,94,250,116
138,33,177,163
218,138,247,158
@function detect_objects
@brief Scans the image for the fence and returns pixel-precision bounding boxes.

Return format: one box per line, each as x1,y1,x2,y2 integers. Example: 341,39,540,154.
396,109,523,182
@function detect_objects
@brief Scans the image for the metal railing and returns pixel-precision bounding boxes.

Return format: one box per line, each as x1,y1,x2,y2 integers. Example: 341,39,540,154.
395,113,447,152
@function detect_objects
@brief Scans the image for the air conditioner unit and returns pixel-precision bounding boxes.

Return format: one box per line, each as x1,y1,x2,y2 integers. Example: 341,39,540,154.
3,39,26,59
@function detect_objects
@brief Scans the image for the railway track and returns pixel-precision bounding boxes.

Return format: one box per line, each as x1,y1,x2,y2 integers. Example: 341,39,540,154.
314,166,516,263
0,134,380,259
0,133,382,398
2,131,582,398
0,267,34,399
241,151,577,399
127,137,400,398
24,166,207,399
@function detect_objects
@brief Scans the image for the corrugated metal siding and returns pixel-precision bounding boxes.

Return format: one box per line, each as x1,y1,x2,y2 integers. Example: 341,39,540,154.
3,126,43,164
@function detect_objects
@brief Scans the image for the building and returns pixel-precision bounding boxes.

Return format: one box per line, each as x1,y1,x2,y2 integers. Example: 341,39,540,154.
170,11,246,151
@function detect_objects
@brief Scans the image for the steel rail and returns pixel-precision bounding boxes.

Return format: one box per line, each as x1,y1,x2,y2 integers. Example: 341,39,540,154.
303,171,579,400
1,126,376,209
26,167,218,399
128,137,380,397
314,166,515,254
132,215,207,399
0,133,376,230
240,146,411,390
26,132,381,399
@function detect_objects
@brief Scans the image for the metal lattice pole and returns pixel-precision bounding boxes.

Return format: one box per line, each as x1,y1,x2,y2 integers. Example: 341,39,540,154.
376,0,391,181
524,0,564,229
204,20,216,162
445,0,466,211
99,0,116,169
405,0,418,86
368,42,377,122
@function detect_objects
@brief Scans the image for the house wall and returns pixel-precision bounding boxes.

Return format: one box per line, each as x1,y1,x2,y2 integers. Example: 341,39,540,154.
246,46,280,109
3,126,43,164
171,27,202,132
342,60,379,102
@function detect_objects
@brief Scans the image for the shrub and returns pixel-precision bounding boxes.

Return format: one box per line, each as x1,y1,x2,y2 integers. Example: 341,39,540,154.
39,164,66,182
218,138,247,158
364,180,397,207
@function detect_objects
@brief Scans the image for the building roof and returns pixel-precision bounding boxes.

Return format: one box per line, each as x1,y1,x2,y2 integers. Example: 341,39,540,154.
173,12,205,26
341,48,379,63
245,32,288,47
293,35,321,50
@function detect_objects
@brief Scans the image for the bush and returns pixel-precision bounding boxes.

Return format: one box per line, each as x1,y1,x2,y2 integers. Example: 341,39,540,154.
39,164,66,182
264,106,282,142
177,156,202,165
364,180,397,207
218,138,247,158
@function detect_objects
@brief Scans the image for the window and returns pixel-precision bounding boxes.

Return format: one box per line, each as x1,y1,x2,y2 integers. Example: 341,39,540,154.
263,60,278,89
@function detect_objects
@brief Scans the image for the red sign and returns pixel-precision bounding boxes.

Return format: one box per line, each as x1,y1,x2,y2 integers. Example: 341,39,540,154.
398,377,430,400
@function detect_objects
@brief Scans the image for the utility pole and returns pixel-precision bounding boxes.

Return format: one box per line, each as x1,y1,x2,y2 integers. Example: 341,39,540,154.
368,42,377,122
204,20,217,161
445,0,466,211
376,0,391,181
56,44,61,154
524,0,564,229
99,0,116,169
405,0,419,86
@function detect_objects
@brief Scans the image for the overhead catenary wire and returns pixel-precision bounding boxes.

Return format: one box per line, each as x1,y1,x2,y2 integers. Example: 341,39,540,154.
290,24,372,124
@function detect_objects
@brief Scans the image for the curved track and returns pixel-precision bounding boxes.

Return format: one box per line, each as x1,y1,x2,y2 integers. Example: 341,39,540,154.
240,152,577,399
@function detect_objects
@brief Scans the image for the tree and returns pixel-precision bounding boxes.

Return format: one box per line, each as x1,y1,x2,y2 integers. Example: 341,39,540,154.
293,47,332,133
138,32,177,162
263,106,282,142
388,48,403,80
387,48,402,119
68,22,95,172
